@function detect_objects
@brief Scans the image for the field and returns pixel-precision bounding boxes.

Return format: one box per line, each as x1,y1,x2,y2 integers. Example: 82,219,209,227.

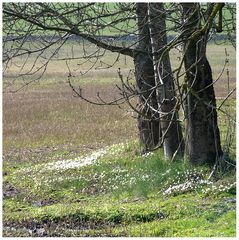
2,43,236,237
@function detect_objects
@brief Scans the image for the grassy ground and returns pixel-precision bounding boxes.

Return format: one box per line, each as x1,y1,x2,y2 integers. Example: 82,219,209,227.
2,143,236,237
2,43,236,237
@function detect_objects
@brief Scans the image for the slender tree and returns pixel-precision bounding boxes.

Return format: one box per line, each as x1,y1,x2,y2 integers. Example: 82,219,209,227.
134,3,160,152
148,3,184,158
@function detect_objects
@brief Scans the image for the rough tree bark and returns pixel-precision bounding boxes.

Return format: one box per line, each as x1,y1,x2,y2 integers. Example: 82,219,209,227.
147,3,184,159
134,3,161,152
182,3,223,165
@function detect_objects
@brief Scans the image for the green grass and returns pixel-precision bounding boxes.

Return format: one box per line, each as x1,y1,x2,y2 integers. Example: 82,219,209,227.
3,141,236,237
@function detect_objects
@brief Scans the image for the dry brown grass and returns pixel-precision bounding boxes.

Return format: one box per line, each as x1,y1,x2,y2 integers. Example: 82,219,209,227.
3,43,137,164
3,84,137,148
3,43,236,164
3,82,137,164
169,44,236,98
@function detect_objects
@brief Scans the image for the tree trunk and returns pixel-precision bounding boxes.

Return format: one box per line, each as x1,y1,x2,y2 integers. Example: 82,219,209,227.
147,3,184,159
182,3,223,165
134,3,161,153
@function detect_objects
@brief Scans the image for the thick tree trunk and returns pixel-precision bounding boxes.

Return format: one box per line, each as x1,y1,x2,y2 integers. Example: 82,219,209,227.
147,3,184,159
182,3,223,165
134,3,161,152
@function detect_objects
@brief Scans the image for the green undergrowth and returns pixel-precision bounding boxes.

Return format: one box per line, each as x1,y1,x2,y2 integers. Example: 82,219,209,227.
3,141,236,237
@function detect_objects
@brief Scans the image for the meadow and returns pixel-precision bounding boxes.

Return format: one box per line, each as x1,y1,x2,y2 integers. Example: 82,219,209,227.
2,42,236,237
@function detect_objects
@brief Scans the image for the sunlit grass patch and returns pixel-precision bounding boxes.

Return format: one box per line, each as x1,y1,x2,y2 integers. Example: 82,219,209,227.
3,140,236,236
5,141,236,201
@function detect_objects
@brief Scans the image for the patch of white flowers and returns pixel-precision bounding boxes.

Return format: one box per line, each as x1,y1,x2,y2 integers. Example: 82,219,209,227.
13,142,136,191
41,148,107,172
162,168,236,196
16,142,131,174
163,179,212,195
201,182,236,194
162,169,206,195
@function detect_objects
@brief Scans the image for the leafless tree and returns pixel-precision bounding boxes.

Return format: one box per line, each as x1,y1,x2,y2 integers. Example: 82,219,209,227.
181,3,223,166
147,3,184,158
2,2,236,166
